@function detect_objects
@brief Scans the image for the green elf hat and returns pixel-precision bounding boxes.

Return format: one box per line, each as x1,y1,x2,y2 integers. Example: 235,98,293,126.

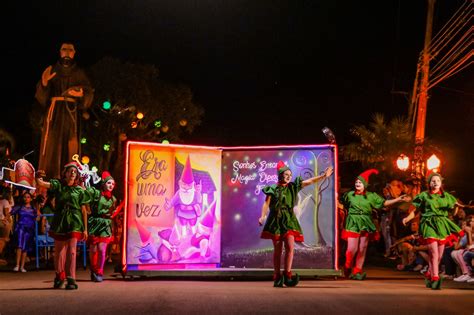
426,170,442,183
276,160,290,175
63,161,82,172
357,169,379,187
101,171,114,183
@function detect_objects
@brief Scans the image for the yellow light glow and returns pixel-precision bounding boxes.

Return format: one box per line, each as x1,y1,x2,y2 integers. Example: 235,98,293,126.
81,156,90,165
427,154,440,171
396,154,410,171
136,112,144,120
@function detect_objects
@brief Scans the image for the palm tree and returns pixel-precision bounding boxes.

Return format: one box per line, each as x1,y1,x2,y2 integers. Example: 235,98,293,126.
342,113,413,182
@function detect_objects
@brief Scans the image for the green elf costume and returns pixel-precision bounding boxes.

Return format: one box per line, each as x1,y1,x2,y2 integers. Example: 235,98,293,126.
261,162,304,242
48,162,89,241
412,173,463,245
341,169,384,280
410,172,463,290
261,160,303,287
87,171,118,282
46,161,90,290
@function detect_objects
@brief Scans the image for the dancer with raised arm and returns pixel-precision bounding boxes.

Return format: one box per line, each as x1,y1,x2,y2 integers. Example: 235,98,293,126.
403,172,464,290
341,169,409,280
259,161,333,287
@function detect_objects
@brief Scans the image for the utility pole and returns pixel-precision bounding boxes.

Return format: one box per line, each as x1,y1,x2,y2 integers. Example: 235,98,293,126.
412,0,436,193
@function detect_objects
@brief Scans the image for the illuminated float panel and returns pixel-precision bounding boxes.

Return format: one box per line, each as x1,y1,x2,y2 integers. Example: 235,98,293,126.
124,142,222,271
123,142,338,275
221,146,337,269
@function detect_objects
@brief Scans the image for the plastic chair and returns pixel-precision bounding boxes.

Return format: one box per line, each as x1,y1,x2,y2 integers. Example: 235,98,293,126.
35,214,87,269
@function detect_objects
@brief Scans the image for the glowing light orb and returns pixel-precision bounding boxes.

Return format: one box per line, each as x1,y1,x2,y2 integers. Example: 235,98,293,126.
396,154,410,171
81,156,90,165
427,154,441,171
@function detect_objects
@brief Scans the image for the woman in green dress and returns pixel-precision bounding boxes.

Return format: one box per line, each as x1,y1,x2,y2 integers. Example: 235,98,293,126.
403,172,464,290
258,161,333,287
87,171,119,282
341,169,409,280
36,161,89,290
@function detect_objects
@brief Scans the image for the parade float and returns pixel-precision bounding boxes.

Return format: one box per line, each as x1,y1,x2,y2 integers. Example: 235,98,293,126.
122,141,339,278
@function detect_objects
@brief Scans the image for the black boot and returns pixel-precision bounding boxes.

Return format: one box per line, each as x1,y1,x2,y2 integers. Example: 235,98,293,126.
65,277,78,290
53,272,65,289
53,277,65,289
283,271,299,287
273,272,284,287
431,277,443,290
91,271,99,282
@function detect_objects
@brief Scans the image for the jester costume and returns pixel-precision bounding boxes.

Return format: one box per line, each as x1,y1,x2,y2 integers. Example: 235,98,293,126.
260,176,304,242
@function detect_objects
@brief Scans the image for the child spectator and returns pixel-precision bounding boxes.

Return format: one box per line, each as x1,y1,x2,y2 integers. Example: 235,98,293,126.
10,191,40,272
452,216,472,282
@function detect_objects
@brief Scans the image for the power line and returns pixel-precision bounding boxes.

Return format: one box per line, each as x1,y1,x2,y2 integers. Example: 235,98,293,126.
429,54,473,89
426,0,471,56
430,28,472,77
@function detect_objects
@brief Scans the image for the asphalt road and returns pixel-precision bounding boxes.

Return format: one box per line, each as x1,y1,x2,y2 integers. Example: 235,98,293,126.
0,264,473,315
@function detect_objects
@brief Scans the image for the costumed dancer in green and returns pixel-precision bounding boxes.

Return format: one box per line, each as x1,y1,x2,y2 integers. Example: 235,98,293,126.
403,172,464,290
258,161,333,287
36,161,89,290
341,169,409,280
87,171,121,282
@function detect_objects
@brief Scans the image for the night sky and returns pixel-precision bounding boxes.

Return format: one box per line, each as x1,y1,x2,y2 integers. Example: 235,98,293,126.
3,1,473,199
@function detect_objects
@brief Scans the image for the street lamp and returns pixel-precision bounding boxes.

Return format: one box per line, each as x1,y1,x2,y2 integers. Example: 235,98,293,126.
396,152,442,194
426,154,441,172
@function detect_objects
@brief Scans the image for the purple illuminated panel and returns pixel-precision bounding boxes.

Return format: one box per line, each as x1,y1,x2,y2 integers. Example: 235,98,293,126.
125,142,222,269
221,146,336,269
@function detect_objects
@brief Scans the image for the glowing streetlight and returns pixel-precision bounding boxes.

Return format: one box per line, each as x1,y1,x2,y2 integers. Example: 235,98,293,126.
81,156,90,165
396,154,410,171
427,154,441,172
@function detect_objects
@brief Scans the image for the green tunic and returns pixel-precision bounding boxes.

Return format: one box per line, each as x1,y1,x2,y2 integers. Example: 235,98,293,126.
261,177,304,242
87,187,116,243
341,191,385,239
48,179,90,240
412,191,461,242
